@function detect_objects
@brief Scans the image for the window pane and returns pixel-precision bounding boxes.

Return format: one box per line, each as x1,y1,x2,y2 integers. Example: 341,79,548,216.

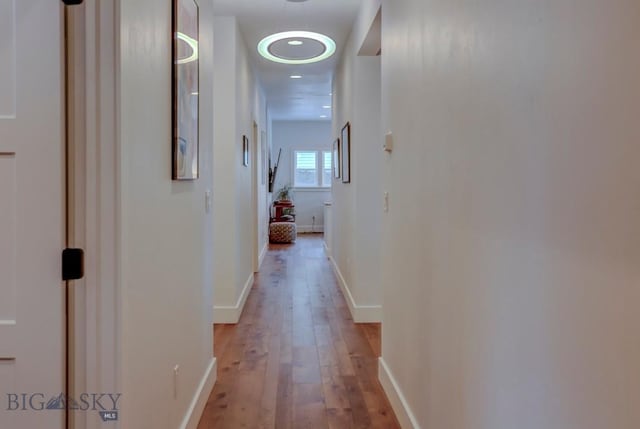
295,169,317,187
296,151,317,169
294,151,318,187
322,151,332,187
323,151,332,169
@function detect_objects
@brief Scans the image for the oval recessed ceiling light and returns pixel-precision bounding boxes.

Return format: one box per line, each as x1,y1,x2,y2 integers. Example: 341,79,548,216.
177,32,198,64
288,40,304,46
320,115,328,118
258,31,336,65
290,75,303,79
322,105,331,109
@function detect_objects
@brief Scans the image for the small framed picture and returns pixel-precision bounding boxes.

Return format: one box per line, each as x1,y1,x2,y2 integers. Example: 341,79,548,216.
261,130,267,184
341,122,351,183
333,138,341,179
243,135,249,166
172,0,199,180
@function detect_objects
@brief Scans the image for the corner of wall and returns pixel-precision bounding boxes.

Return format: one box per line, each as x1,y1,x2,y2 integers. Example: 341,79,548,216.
213,272,254,324
330,0,383,324
259,241,268,268
353,0,382,55
378,358,420,429
179,358,218,429
213,13,268,322
329,256,382,323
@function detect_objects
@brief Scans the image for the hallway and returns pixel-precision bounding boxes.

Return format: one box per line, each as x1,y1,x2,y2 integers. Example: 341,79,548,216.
198,235,400,428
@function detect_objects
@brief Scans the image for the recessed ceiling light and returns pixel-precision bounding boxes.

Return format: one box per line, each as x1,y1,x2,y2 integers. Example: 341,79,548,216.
176,32,198,64
258,31,336,65
320,115,328,118
288,40,304,46
322,105,331,109
290,75,302,79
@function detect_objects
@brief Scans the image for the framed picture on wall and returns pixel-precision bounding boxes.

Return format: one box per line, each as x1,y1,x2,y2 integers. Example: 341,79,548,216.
243,135,249,166
261,130,267,184
333,138,341,179
341,122,351,183
172,0,199,180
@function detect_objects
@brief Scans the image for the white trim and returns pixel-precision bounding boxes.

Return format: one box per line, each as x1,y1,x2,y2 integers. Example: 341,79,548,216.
74,3,120,428
328,256,382,323
178,358,217,429
213,273,254,323
236,273,254,319
292,187,332,193
296,225,325,234
378,358,421,429
259,242,268,268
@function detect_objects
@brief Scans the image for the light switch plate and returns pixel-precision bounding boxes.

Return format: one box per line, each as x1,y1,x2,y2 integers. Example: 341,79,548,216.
384,132,393,152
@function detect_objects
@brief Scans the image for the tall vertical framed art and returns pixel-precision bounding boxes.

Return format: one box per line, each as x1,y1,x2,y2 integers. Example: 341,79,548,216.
172,0,199,180
333,138,341,179
261,130,268,184
243,135,250,167
341,122,351,183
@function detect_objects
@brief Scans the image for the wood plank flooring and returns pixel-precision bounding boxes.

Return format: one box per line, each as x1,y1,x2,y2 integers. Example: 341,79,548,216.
197,235,400,429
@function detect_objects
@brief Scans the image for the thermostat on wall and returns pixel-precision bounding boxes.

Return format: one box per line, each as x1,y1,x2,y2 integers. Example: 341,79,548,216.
384,131,394,152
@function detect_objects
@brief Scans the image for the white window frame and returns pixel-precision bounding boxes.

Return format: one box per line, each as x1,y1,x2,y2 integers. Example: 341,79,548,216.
292,149,332,190
321,150,333,188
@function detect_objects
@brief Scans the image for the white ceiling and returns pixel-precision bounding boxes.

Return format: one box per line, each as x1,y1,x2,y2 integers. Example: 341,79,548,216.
213,0,363,121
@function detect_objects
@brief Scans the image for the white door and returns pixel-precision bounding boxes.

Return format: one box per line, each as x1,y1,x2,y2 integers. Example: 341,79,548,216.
0,0,66,428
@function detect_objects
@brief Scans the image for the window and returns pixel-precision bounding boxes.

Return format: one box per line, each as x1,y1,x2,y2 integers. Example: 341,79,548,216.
294,151,318,187
293,150,332,188
322,151,332,187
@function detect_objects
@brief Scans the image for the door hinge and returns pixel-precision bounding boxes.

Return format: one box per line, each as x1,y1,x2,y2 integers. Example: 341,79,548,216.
62,248,84,281
62,0,83,5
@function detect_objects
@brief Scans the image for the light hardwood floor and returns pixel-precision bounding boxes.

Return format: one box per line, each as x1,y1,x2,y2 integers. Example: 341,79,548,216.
197,235,400,429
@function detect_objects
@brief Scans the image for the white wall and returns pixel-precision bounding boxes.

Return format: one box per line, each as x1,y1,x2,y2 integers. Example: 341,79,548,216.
331,0,383,322
272,120,332,232
235,20,269,280
379,0,640,428
212,16,237,307
212,16,269,323
119,0,215,427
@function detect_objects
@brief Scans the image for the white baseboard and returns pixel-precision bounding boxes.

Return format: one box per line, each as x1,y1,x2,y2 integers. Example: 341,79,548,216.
296,225,324,233
379,358,421,429
328,256,382,323
323,240,331,258
179,357,217,429
259,242,268,268
213,273,254,323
